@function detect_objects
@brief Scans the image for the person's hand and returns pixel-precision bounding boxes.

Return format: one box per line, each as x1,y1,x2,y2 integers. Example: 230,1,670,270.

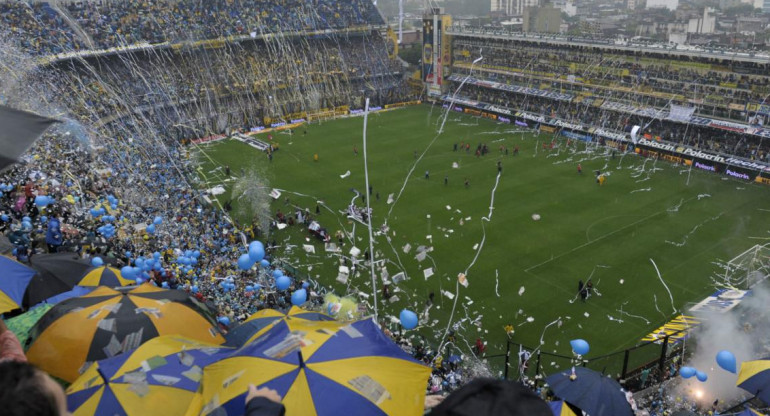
245,384,282,405
424,394,445,409
0,319,7,333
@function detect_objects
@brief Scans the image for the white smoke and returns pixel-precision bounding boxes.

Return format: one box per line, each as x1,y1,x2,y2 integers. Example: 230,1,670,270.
675,284,770,410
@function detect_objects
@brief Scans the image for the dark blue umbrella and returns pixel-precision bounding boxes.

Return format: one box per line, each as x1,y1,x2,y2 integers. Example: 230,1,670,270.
545,367,633,416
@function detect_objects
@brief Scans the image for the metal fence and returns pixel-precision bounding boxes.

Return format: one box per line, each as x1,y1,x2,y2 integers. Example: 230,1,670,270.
487,328,689,391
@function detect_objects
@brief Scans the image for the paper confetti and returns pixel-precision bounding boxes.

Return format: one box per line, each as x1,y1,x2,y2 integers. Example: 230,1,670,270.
423,268,434,279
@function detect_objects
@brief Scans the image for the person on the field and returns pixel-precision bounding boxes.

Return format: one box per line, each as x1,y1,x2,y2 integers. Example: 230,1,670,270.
577,163,582,174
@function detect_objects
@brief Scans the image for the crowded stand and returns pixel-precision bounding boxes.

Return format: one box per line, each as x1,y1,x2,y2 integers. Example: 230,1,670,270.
450,83,770,162
452,35,770,123
0,0,86,55
0,0,385,56
65,0,385,49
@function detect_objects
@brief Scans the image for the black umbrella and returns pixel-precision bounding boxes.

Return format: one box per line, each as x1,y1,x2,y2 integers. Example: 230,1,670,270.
0,105,58,172
546,367,634,416
0,235,13,256
24,253,93,307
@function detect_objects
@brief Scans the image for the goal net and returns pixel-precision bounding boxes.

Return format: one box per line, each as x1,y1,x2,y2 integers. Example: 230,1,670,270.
723,244,770,290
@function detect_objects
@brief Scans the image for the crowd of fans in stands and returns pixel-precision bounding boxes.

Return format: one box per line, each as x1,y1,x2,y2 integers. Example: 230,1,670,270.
453,83,770,163
1,0,384,55
453,38,770,122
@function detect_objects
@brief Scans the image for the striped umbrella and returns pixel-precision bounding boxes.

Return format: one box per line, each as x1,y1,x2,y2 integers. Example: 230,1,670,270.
738,358,770,405
549,400,580,416
67,336,232,416
191,318,431,416
0,255,35,313
78,266,134,287
224,306,335,347
737,409,766,416
26,284,225,382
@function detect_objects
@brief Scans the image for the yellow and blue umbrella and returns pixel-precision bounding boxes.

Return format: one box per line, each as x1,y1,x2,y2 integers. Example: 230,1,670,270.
27,284,225,382
67,336,233,416
224,306,335,347
737,408,766,416
548,400,580,416
78,266,134,287
0,255,36,313
191,318,431,416
737,358,770,405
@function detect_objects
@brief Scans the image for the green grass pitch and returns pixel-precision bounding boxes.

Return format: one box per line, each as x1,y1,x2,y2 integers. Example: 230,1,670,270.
196,104,769,374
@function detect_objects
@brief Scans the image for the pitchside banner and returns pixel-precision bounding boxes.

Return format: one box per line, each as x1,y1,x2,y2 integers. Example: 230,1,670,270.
442,97,770,181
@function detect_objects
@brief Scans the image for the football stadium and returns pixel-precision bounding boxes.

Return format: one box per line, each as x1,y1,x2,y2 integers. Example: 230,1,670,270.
1,1,770,415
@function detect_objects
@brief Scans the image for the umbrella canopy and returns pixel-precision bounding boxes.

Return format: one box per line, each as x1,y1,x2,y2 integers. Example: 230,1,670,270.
44,285,95,306
67,336,233,416
25,253,94,307
738,358,770,405
224,306,335,347
0,235,14,255
79,266,134,287
191,317,431,416
545,367,633,416
0,105,57,172
26,284,225,382
737,408,766,416
5,303,53,347
549,400,580,416
0,255,36,313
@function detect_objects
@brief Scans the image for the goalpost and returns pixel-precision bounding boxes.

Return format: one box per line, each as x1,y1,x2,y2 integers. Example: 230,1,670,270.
723,244,770,290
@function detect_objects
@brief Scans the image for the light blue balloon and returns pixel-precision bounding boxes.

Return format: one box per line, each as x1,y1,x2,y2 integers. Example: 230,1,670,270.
400,309,419,330
135,257,145,267
275,275,291,290
146,224,156,234
260,259,270,268
153,216,163,225
679,366,696,379
192,250,201,258
161,281,170,288
237,253,255,271
272,269,283,278
291,289,307,306
91,257,104,267
0,214,8,222
696,370,708,382
34,195,49,207
570,339,590,356
121,266,135,279
153,251,161,259
248,241,265,262
191,285,199,293
302,282,310,289
716,350,737,374
136,277,144,285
